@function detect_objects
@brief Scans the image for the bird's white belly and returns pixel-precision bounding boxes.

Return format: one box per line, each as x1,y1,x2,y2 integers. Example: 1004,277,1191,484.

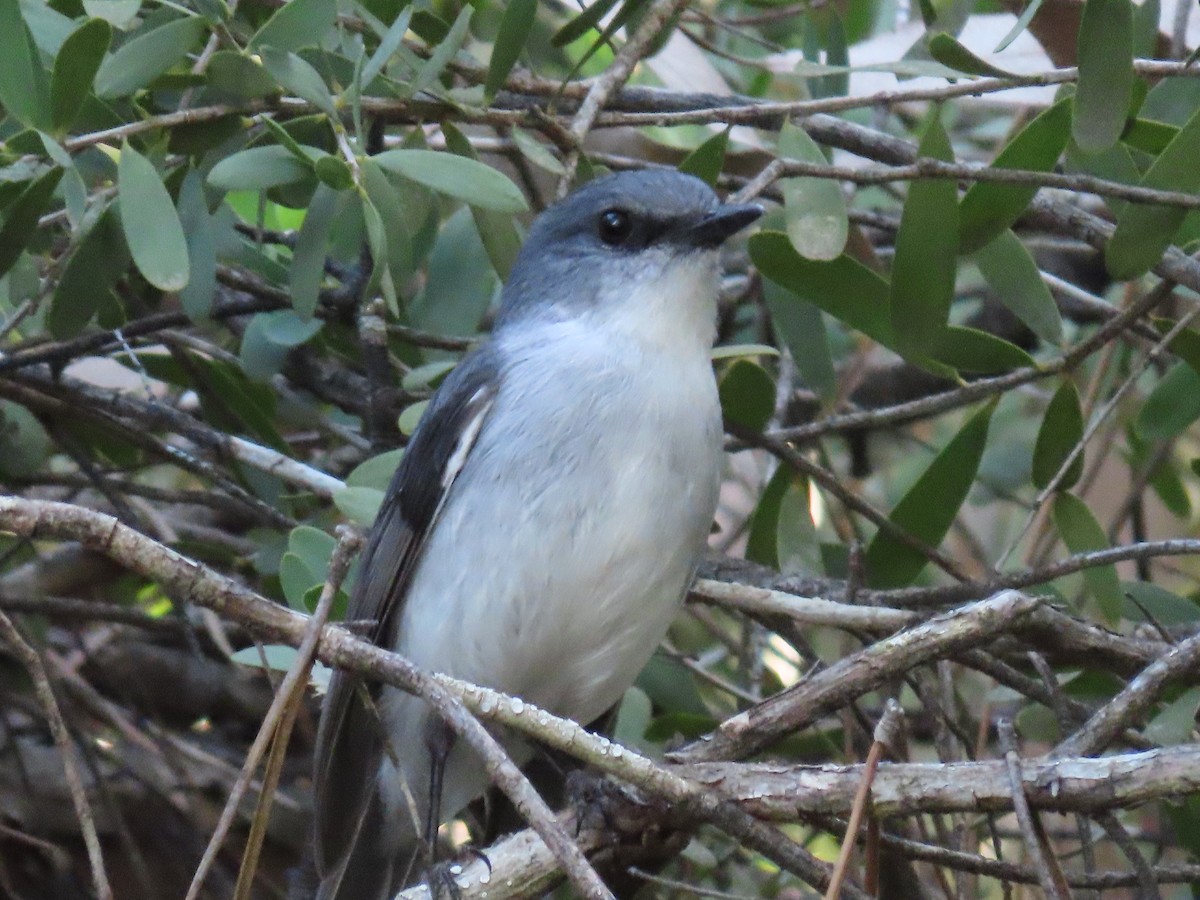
377,334,721,837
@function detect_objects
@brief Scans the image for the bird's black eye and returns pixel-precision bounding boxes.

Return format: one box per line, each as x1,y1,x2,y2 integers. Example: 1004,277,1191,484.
597,208,633,246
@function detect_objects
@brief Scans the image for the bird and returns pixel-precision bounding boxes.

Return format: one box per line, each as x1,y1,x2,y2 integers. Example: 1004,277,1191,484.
311,168,762,899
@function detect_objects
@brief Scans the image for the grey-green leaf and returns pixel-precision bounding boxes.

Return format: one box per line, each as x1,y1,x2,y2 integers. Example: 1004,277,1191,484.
0,0,51,129
48,208,130,338
778,120,848,261
290,184,338,318
118,142,190,292
1052,491,1122,623
1105,104,1200,280
207,145,312,192
890,107,958,357
249,0,334,51
486,0,536,99
0,168,63,280
1032,380,1084,491
974,229,1062,344
94,16,207,99
258,46,336,117
1072,0,1134,153
372,149,527,212
51,18,111,133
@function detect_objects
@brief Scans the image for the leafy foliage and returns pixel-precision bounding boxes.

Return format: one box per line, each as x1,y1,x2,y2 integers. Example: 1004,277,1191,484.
2,0,1200,896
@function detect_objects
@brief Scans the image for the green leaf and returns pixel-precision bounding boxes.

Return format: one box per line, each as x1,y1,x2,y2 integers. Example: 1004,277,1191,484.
865,400,996,588
411,206,496,335
485,0,535,100
719,359,775,432
0,401,51,478
207,145,312,192
249,0,334,51
931,325,1034,373
411,4,472,96
0,168,62,280
442,122,523,279
612,686,653,749
360,157,414,294
890,107,958,357
346,448,403,490
995,0,1047,51
552,0,618,46
48,207,130,338
1032,380,1084,490
118,142,190,292
360,6,413,86
750,234,894,347
777,120,848,261
94,16,207,99
82,0,142,28
259,309,322,346
206,50,278,101
290,183,337,318
509,127,566,176
1123,581,1200,627
761,278,835,400
959,99,1072,253
239,312,290,380
259,46,337,117
746,465,794,569
1072,0,1134,153
973,230,1063,344
1052,492,1122,623
1105,104,1200,280
50,18,110,133
1145,686,1200,745
678,128,730,187
928,32,1015,77
371,149,528,212
334,486,383,525
0,0,51,129
177,172,217,319
1154,317,1200,376
1136,362,1200,441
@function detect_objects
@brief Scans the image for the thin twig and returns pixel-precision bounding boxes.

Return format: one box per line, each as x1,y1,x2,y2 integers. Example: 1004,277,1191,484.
0,610,113,900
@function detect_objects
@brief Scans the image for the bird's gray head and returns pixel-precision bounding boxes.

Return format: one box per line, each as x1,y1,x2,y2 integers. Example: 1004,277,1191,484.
496,170,761,346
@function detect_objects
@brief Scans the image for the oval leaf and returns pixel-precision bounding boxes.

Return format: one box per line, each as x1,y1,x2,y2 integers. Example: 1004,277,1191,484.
974,229,1063,344
249,0,334,51
207,145,312,192
1032,380,1085,491
865,400,997,588
1072,0,1134,153
51,18,111,133
678,128,730,187
719,358,775,432
118,142,190,292
94,16,207,99
1105,103,1200,280
959,99,1072,253
485,0,536,99
371,149,528,212
890,107,958,357
0,167,63,280
751,233,894,347
1136,362,1200,441
778,120,848,261
48,207,130,338
0,0,51,129
1052,492,1122,623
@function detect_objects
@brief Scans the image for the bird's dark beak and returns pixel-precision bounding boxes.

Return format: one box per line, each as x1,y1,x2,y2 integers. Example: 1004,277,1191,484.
686,203,764,249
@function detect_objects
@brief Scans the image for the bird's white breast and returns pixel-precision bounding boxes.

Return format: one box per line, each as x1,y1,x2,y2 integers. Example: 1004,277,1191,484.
377,262,723,836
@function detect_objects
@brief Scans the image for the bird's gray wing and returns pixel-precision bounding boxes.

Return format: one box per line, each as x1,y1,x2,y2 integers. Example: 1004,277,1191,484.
312,347,500,897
